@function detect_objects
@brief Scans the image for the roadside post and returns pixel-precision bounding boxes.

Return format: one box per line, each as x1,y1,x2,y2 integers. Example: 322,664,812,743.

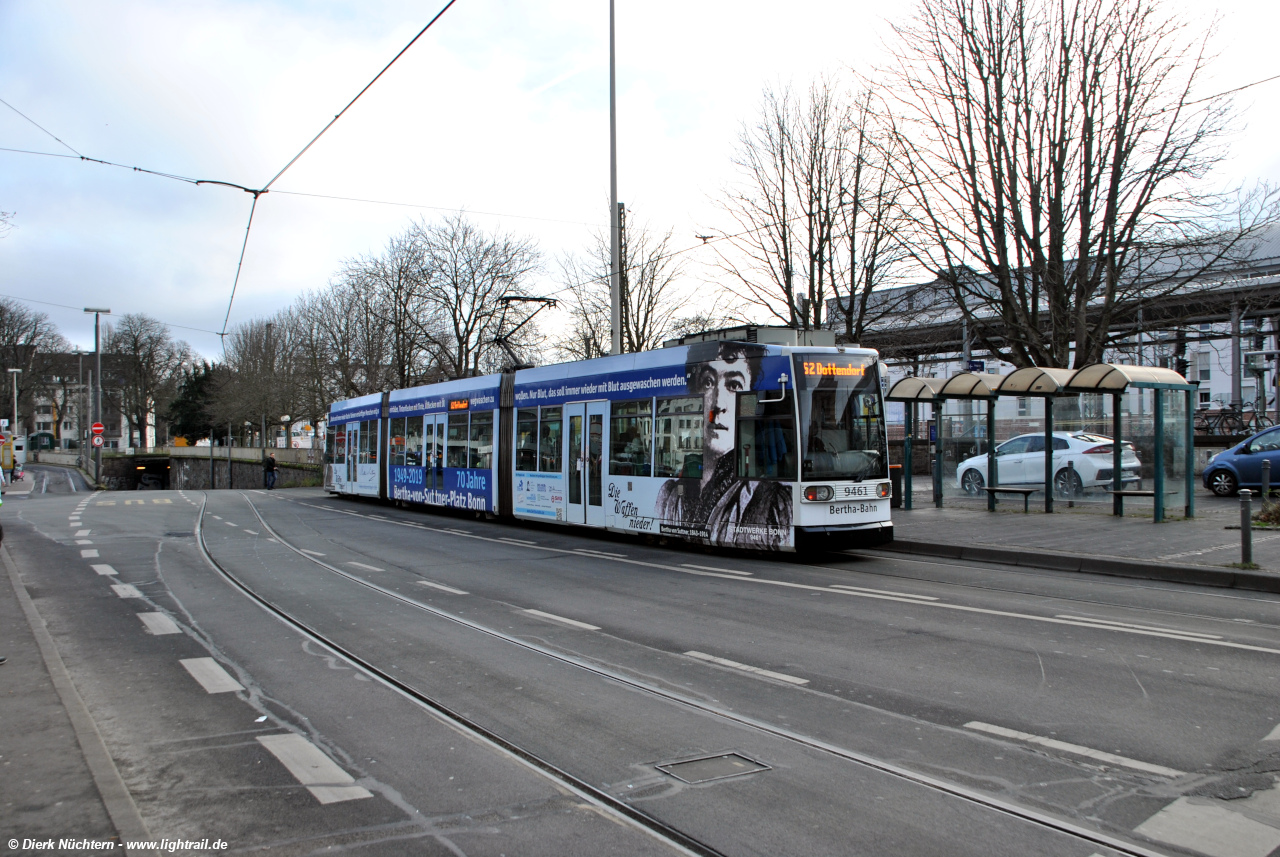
1264,459,1272,512
1242,489,1254,565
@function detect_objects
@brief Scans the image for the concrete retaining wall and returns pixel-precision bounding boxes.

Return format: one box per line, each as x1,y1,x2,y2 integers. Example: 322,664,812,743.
168,456,321,491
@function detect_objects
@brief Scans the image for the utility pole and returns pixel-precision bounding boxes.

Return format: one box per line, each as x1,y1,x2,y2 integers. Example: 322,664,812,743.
618,202,629,352
7,368,20,479
608,0,621,356
84,307,111,486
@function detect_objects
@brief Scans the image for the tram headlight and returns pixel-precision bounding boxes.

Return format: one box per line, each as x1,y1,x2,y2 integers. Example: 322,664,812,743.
877,482,891,499
803,485,834,502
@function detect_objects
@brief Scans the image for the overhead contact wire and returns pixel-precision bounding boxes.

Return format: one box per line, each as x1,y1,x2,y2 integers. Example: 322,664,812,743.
260,0,459,192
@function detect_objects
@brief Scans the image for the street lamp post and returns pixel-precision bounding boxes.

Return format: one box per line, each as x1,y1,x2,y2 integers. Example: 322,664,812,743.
84,307,111,486
7,367,20,479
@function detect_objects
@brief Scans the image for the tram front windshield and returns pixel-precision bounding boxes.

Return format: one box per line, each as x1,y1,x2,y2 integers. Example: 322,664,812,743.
795,353,887,481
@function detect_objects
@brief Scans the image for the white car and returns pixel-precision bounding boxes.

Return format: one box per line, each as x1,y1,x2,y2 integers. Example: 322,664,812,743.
955,432,1141,496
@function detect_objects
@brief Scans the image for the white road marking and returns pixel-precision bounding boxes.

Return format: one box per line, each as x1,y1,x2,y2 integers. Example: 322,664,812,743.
346,561,383,572
685,651,809,685
574,548,626,558
225,521,237,527
211,515,222,520
255,733,373,804
1134,797,1280,857
682,563,752,576
523,609,600,631
300,549,325,556
1263,723,1280,742
75,539,93,545
963,722,1184,778
498,537,537,545
831,584,938,601
91,564,117,576
179,658,244,694
111,584,142,598
80,549,99,558
75,529,90,537
138,612,181,635
415,580,468,595
244,529,259,535
1055,615,1221,639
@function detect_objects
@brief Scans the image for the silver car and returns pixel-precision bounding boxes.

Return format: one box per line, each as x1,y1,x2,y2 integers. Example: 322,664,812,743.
956,432,1141,496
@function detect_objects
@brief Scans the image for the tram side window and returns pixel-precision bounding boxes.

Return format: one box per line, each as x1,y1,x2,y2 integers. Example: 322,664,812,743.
389,417,406,466
357,421,372,464
405,416,424,466
470,411,494,470
516,409,538,471
538,407,562,472
610,400,652,477
653,397,702,478
736,392,796,480
447,414,469,468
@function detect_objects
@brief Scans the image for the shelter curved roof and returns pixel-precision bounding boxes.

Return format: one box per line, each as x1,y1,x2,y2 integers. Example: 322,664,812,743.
996,366,1076,395
938,372,1003,398
885,376,947,401
1065,363,1192,391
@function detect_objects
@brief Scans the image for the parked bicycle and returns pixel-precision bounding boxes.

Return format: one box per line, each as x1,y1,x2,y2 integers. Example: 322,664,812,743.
1195,403,1275,436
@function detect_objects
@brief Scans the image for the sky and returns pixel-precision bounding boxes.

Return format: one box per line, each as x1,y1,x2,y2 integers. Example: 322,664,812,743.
2,0,1278,359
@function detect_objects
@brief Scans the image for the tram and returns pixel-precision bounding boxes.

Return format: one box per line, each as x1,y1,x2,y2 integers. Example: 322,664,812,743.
324,328,892,551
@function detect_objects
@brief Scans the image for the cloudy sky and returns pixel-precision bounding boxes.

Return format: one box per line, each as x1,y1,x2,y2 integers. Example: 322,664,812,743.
2,0,1278,358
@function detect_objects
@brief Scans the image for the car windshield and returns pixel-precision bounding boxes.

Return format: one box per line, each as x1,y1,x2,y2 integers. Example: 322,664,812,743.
794,353,887,481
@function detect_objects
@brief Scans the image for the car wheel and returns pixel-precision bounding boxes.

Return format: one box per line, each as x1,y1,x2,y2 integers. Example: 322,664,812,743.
1053,468,1083,498
1208,470,1238,497
960,469,984,495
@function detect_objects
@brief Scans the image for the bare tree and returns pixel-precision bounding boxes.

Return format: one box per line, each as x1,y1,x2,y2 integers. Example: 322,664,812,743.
0,298,70,434
407,213,542,378
714,77,914,337
554,214,734,360
885,0,1279,368
104,314,191,446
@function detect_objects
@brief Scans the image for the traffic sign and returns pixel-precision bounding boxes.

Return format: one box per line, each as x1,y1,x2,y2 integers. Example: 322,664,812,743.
92,422,105,435
0,434,6,445
92,435,104,448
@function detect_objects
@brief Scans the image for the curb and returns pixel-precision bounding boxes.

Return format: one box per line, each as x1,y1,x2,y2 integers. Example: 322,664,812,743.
882,539,1280,595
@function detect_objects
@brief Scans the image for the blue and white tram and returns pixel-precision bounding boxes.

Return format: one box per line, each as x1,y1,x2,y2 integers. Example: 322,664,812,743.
324,336,892,551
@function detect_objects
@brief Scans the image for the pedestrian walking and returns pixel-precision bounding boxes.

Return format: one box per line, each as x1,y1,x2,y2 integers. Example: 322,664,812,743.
264,453,278,490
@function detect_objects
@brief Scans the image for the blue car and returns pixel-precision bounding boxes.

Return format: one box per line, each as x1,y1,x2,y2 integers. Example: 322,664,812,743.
1203,425,1280,496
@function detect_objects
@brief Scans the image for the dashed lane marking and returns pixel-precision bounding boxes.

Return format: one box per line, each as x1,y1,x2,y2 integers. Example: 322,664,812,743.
179,658,244,694
80,549,99,558
963,722,1184,778
346,561,383,572
300,549,325,556
685,651,809,685
523,609,600,631
225,521,237,527
574,548,627,558
255,733,373,804
1055,615,1221,639
831,584,938,601
91,564,117,576
138,612,181,635
75,530,90,537
415,580,468,595
76,539,92,545
124,499,145,505
1134,797,1280,857
244,529,259,535
682,563,752,576
110,584,142,598
498,537,538,546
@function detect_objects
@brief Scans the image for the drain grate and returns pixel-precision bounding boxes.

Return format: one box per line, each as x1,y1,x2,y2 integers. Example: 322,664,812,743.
656,752,770,784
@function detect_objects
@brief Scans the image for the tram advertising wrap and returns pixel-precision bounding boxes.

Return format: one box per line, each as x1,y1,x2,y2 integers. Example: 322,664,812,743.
326,338,891,552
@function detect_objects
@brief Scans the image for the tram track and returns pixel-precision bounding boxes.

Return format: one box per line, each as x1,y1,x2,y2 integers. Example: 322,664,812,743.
201,490,1177,857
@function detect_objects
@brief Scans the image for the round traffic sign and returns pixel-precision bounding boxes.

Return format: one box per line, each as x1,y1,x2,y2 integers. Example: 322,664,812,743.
92,435,104,448
92,422,104,435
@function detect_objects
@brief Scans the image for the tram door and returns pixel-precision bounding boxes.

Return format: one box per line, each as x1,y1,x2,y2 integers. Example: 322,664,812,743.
565,402,606,526
345,422,359,484
425,414,446,490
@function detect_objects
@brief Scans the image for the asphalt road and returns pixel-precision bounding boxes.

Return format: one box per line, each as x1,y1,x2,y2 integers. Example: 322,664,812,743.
7,467,1280,856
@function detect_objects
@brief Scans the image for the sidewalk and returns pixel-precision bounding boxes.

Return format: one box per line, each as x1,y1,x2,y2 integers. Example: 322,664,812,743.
885,487,1280,593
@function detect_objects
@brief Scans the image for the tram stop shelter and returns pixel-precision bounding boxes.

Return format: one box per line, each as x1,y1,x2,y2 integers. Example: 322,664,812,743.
886,363,1196,522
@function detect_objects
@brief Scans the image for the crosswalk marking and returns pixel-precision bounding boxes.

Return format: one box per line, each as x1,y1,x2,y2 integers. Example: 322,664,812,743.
111,584,142,598
80,549,99,558
1134,797,1280,857
179,658,244,694
255,733,373,804
138,612,181,635
91,564,117,576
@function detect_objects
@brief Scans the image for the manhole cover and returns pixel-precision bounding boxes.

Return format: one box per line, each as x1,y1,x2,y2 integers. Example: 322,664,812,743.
656,752,769,784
